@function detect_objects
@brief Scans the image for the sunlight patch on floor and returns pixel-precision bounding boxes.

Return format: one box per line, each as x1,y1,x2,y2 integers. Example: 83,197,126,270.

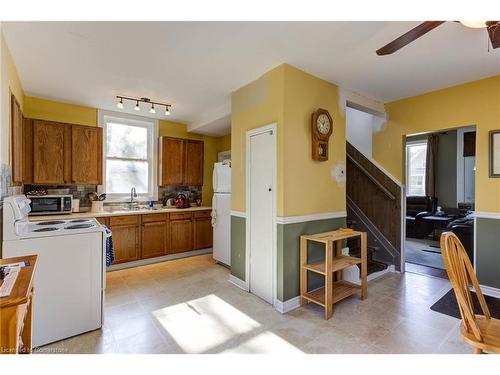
152,294,261,353
221,331,304,354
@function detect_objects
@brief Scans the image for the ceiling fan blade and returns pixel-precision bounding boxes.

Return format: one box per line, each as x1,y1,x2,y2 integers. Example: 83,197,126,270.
486,21,500,49
376,21,446,56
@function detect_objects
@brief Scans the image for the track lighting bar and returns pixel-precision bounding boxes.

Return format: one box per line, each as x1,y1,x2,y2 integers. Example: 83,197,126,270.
116,96,171,116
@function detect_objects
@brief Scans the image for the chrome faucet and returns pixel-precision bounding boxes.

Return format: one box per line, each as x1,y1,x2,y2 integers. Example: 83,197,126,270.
130,187,138,208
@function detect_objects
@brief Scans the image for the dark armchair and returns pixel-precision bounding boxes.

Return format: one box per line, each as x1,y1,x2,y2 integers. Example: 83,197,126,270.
447,216,474,265
406,196,435,239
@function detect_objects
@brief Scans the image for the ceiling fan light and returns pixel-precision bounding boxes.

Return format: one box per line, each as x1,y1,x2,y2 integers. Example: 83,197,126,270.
460,21,487,28
134,101,140,111
116,98,124,109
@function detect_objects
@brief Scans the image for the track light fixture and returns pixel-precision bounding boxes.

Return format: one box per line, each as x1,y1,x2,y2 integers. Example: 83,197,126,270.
116,96,172,116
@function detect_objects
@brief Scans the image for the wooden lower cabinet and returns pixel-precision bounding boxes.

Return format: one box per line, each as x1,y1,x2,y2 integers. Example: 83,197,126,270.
109,215,140,264
99,210,213,266
169,219,193,254
141,214,168,258
194,217,213,250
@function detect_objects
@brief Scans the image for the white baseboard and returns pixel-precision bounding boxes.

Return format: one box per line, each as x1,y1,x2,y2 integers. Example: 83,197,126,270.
480,284,500,298
274,296,301,314
228,274,249,291
107,248,212,271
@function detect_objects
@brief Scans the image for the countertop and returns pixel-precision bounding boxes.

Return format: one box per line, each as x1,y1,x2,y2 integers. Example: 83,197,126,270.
29,206,212,221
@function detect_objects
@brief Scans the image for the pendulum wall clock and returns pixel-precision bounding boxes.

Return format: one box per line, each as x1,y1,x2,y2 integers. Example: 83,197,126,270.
311,108,333,161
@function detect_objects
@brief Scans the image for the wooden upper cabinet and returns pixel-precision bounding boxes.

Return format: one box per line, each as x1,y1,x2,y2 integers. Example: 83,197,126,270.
159,137,185,185
27,119,103,185
22,118,34,184
71,126,102,184
10,95,23,185
33,120,69,184
184,140,204,186
158,137,204,186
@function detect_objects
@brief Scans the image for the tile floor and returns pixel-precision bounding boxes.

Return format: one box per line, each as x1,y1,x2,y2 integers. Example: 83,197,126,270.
38,254,472,354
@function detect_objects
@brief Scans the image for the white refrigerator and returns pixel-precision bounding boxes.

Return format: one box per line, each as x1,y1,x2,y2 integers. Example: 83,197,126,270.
212,162,231,266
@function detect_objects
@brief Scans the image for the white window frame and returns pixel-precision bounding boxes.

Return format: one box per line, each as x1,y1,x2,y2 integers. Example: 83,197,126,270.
98,110,158,202
405,140,427,197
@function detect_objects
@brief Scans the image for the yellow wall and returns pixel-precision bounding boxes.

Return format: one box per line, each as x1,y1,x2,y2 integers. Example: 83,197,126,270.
24,96,97,126
5,41,23,110
231,64,286,214
159,120,219,205
373,75,500,213
216,133,231,152
282,65,346,216
230,64,346,216
1,31,25,165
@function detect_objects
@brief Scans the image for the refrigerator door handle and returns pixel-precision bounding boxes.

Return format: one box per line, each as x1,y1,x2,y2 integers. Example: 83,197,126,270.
211,196,217,227
213,164,217,192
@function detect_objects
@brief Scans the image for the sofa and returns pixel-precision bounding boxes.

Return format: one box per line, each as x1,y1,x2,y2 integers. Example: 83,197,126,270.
447,214,474,266
406,196,435,239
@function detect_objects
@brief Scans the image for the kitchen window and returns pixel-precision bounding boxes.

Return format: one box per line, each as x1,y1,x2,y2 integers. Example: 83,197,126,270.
100,112,158,201
406,141,427,196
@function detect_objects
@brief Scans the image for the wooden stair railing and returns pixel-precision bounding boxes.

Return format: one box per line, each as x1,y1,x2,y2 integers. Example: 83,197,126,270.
346,142,403,271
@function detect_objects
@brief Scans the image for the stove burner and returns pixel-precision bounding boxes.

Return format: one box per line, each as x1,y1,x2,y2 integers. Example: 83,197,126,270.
33,227,59,232
65,224,94,229
37,220,65,226
70,219,91,223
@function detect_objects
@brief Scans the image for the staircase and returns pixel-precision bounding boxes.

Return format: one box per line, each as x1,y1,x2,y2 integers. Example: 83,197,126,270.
346,142,403,273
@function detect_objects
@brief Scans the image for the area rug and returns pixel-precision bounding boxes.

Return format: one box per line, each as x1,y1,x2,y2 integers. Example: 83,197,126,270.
405,238,444,269
430,288,500,319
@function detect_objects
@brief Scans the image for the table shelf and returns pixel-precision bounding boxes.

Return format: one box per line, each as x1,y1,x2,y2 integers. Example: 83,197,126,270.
303,281,362,306
303,255,362,275
300,230,367,320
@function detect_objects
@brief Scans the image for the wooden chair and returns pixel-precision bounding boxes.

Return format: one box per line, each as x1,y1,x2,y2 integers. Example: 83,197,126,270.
440,231,500,354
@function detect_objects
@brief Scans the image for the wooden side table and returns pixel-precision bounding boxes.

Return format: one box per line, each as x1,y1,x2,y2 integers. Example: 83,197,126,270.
300,230,367,320
0,255,37,354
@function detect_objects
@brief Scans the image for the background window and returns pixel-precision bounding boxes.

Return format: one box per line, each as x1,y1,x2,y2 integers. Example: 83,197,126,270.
101,114,157,200
406,142,427,196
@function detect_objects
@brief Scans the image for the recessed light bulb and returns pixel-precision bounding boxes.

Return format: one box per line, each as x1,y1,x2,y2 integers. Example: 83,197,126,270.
116,98,124,109
165,106,171,116
134,101,140,111
150,104,156,114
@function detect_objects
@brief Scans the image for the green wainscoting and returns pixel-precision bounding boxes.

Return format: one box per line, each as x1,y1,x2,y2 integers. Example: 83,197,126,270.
231,213,346,302
476,217,500,289
230,215,246,281
277,217,346,301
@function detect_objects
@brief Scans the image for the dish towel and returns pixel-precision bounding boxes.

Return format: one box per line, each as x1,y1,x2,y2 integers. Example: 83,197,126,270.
103,225,115,267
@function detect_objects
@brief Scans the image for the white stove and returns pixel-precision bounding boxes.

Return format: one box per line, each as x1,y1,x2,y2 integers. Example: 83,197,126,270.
2,195,106,347
20,218,101,238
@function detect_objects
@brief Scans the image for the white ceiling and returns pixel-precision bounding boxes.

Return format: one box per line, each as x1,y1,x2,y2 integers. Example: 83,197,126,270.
3,21,500,136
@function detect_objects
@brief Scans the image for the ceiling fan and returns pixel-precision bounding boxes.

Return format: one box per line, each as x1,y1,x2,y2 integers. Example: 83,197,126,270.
376,21,500,55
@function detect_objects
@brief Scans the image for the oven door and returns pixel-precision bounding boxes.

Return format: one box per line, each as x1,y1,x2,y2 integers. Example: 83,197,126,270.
29,197,70,215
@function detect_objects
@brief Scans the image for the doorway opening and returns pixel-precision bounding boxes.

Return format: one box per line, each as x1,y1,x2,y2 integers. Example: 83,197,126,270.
404,126,476,278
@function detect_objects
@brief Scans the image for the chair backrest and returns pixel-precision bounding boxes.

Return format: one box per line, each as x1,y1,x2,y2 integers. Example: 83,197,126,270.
440,231,491,342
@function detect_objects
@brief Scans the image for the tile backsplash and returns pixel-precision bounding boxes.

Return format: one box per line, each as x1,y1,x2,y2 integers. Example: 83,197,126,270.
21,184,202,207
23,184,98,207
158,185,202,204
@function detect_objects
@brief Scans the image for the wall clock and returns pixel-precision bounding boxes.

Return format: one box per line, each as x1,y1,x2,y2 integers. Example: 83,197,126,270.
311,108,333,161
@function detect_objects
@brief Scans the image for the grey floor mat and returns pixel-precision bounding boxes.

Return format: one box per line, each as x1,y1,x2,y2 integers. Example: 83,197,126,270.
405,238,444,269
